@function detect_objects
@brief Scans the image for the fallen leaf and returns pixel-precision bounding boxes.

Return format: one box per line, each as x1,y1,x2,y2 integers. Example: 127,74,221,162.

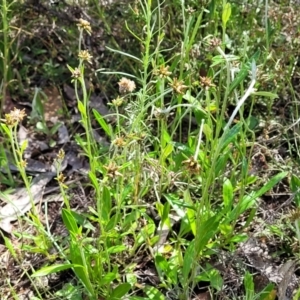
0,173,55,233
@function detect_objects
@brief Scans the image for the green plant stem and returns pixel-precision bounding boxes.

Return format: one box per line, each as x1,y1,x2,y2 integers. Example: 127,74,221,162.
0,0,9,117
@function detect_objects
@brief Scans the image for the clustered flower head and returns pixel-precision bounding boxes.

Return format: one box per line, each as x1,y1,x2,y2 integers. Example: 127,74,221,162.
56,172,66,184
77,18,92,35
112,136,126,147
103,162,123,179
5,107,26,126
169,78,188,94
182,156,200,174
154,65,172,78
118,77,136,94
57,149,65,161
71,67,81,79
199,76,215,90
19,159,27,168
78,50,93,64
209,37,221,49
154,107,171,120
185,6,196,14
111,96,125,107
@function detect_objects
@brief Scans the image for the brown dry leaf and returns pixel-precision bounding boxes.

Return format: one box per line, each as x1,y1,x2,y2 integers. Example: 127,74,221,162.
0,173,54,233
42,86,63,122
277,260,296,300
192,291,212,300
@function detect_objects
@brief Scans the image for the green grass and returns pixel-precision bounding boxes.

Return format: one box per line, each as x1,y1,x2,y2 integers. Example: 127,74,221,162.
1,0,300,299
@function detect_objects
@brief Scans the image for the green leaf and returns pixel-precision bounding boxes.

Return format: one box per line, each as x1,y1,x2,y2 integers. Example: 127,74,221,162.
107,245,126,254
209,269,223,291
144,286,165,300
109,283,131,300
0,124,11,137
100,271,118,286
252,91,278,100
195,215,220,254
155,254,178,285
77,100,86,118
162,202,171,227
244,271,254,299
36,121,47,132
162,127,171,144
155,254,169,278
291,175,300,207
222,2,231,26
220,122,242,150
106,46,142,63
182,240,195,283
253,171,287,198
32,264,78,277
50,122,62,135
183,190,196,236
162,144,173,160
223,179,233,213
62,209,79,233
93,108,112,137
229,64,249,94
20,139,28,152
102,185,112,223
229,233,248,243
186,207,196,236
258,283,276,300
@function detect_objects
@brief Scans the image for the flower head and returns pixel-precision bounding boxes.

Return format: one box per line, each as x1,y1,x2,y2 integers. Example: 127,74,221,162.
199,76,215,90
118,77,136,94
112,136,126,147
77,18,92,35
182,156,200,174
78,50,93,64
103,162,123,179
154,65,172,78
57,149,65,161
5,108,26,126
71,67,81,79
169,78,188,94
111,96,125,107
208,37,221,49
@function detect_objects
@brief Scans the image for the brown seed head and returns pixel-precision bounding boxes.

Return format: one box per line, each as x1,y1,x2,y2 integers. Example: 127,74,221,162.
182,156,200,174
103,162,123,178
199,76,215,90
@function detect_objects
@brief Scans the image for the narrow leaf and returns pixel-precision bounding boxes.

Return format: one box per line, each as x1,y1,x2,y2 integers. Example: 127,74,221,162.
109,283,131,300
